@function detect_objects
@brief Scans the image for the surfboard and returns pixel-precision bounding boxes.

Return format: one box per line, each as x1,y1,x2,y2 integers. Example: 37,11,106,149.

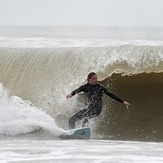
59,127,91,140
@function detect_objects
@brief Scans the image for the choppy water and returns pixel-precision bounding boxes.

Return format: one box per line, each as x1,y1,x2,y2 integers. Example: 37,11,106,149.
0,140,163,163
0,26,163,162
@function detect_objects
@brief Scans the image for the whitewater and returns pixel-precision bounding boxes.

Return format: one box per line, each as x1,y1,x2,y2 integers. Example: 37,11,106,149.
0,26,163,162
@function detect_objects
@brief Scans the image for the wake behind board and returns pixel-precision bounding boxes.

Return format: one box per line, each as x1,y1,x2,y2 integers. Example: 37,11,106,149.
59,127,91,140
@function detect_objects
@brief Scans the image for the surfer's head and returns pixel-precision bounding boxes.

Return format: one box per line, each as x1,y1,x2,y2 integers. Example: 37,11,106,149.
86,72,98,85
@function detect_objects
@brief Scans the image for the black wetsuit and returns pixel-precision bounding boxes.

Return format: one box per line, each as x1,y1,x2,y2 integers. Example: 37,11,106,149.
69,83,124,129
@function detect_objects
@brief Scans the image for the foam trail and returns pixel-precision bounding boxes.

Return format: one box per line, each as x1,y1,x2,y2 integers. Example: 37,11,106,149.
0,84,64,137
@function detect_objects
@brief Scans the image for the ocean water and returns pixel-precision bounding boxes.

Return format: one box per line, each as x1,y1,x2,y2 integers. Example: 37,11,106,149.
0,26,163,162
1,140,163,163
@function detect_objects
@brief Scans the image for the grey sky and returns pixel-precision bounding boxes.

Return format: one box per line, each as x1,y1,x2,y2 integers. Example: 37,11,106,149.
0,0,163,27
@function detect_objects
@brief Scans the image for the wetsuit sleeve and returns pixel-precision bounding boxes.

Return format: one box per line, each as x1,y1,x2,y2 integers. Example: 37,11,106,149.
102,86,124,103
71,85,85,96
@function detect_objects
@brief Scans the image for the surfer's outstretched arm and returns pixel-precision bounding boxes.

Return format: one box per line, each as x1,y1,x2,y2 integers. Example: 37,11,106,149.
102,85,131,109
66,94,72,99
66,85,85,99
123,101,131,109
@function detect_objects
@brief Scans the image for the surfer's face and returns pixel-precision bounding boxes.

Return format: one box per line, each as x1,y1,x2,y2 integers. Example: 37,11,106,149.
89,74,97,85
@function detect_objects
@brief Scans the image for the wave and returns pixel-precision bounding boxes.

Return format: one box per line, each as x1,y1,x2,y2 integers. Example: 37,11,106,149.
0,45,163,141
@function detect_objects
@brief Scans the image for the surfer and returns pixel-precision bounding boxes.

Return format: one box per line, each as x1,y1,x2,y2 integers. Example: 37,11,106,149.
66,72,131,129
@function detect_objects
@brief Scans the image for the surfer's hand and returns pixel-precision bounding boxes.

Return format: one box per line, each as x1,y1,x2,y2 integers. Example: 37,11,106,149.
123,101,131,109
66,94,72,99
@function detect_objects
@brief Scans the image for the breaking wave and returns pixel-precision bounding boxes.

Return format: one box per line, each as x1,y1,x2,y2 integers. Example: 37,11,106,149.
0,43,163,141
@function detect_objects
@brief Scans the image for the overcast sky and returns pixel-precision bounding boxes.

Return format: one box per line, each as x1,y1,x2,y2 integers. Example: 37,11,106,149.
1,0,163,27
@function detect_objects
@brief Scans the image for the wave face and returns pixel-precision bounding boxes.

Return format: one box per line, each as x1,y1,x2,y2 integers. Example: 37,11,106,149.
0,44,163,141
97,73,163,141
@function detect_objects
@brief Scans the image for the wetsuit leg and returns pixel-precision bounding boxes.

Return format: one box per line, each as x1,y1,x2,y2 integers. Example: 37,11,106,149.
69,109,88,129
82,118,89,127
82,108,101,127
69,105,102,129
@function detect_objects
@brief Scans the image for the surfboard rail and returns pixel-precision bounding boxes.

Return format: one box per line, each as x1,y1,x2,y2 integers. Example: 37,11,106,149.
59,127,91,140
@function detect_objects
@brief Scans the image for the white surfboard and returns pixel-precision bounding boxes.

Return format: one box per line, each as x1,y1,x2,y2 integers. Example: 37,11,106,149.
59,127,91,140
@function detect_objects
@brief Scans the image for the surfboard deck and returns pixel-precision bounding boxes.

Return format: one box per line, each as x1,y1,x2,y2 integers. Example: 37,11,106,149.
59,127,91,140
